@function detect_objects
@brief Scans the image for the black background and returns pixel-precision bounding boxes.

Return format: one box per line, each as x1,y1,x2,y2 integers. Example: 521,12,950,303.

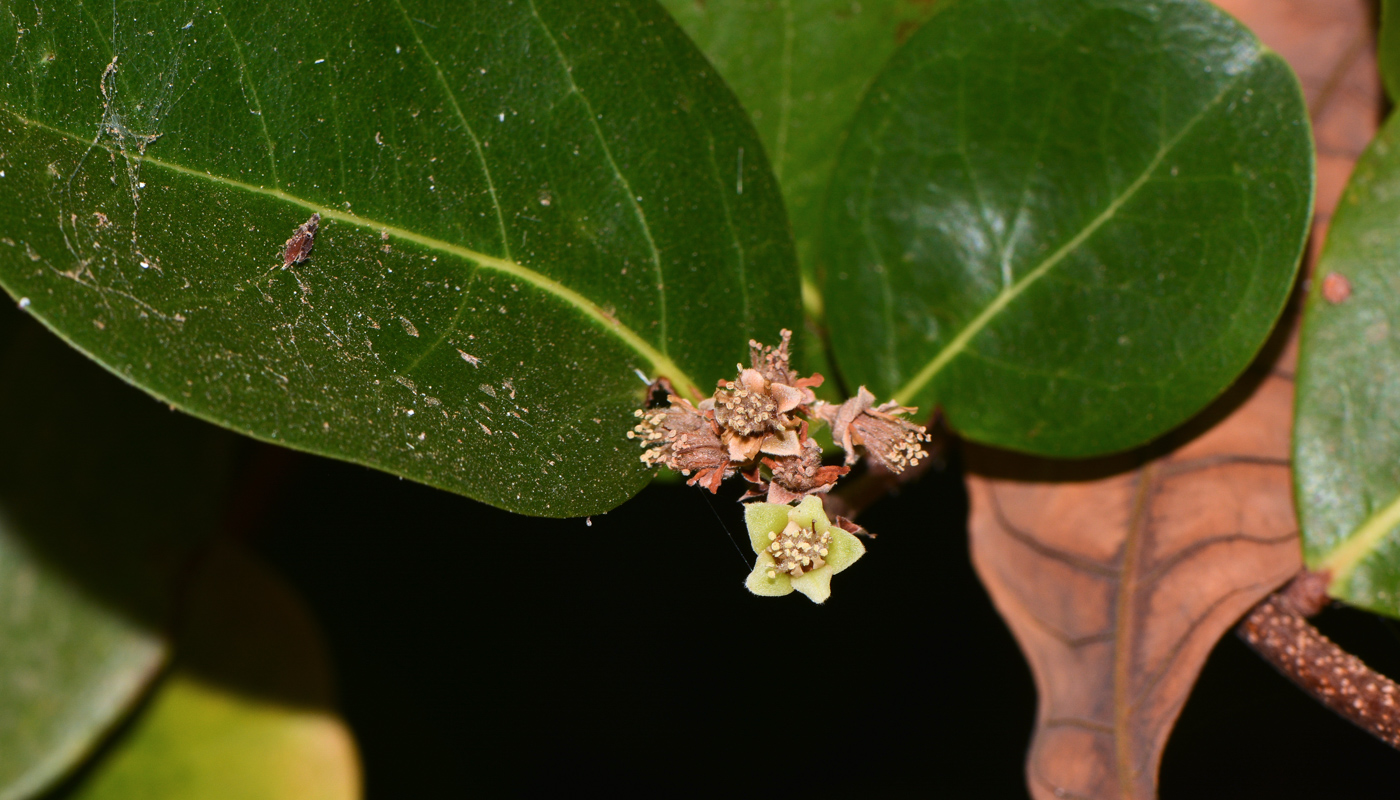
245,441,1400,797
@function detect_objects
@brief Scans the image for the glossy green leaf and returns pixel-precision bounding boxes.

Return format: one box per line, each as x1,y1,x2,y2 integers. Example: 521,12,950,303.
0,0,799,517
1381,0,1400,103
1295,112,1400,618
0,303,231,799
821,0,1313,455
62,542,360,800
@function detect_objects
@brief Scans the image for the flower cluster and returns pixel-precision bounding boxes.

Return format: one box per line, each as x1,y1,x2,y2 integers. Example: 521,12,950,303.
630,330,931,502
630,330,932,602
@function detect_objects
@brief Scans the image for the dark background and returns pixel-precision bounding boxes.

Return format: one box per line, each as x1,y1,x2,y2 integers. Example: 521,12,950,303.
241,439,1400,797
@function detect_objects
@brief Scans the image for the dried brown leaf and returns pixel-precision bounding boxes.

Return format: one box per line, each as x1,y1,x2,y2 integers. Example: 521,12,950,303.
965,1,1381,797
969,372,1300,799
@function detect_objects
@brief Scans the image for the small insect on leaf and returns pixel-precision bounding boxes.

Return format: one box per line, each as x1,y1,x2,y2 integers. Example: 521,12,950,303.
282,212,321,269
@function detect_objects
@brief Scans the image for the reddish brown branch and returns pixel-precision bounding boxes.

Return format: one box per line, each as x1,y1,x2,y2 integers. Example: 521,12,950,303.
1237,571,1400,749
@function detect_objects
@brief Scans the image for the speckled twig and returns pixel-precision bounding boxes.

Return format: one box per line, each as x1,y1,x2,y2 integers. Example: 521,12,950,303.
1238,570,1400,749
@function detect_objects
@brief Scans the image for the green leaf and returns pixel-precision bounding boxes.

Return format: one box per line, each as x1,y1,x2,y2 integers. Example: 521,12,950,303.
0,0,799,517
0,304,232,799
0,516,161,800
61,542,360,800
60,675,358,800
1295,112,1400,618
1381,0,1400,103
820,0,1313,456
659,0,940,396
658,0,940,295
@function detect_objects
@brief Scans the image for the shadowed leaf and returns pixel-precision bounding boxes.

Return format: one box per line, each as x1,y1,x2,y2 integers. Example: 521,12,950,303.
658,0,942,391
61,541,360,800
0,517,162,800
0,301,232,800
658,0,940,288
1381,0,1400,102
0,0,799,517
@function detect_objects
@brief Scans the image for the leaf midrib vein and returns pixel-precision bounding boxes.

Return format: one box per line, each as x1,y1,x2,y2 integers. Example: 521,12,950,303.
890,62,1259,406
0,106,699,400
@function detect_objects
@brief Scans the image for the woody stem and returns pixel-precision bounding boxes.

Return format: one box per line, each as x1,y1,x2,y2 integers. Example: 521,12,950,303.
1237,570,1400,749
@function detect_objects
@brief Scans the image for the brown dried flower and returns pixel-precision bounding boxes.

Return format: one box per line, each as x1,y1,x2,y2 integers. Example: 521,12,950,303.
628,396,733,493
631,331,926,506
743,438,849,505
813,386,931,474
700,329,822,463
748,329,794,385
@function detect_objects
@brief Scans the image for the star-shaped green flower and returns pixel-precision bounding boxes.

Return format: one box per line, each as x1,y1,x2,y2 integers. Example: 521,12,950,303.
744,496,865,603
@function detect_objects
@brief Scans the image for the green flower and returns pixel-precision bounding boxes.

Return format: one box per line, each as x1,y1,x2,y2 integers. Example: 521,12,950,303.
743,496,865,603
